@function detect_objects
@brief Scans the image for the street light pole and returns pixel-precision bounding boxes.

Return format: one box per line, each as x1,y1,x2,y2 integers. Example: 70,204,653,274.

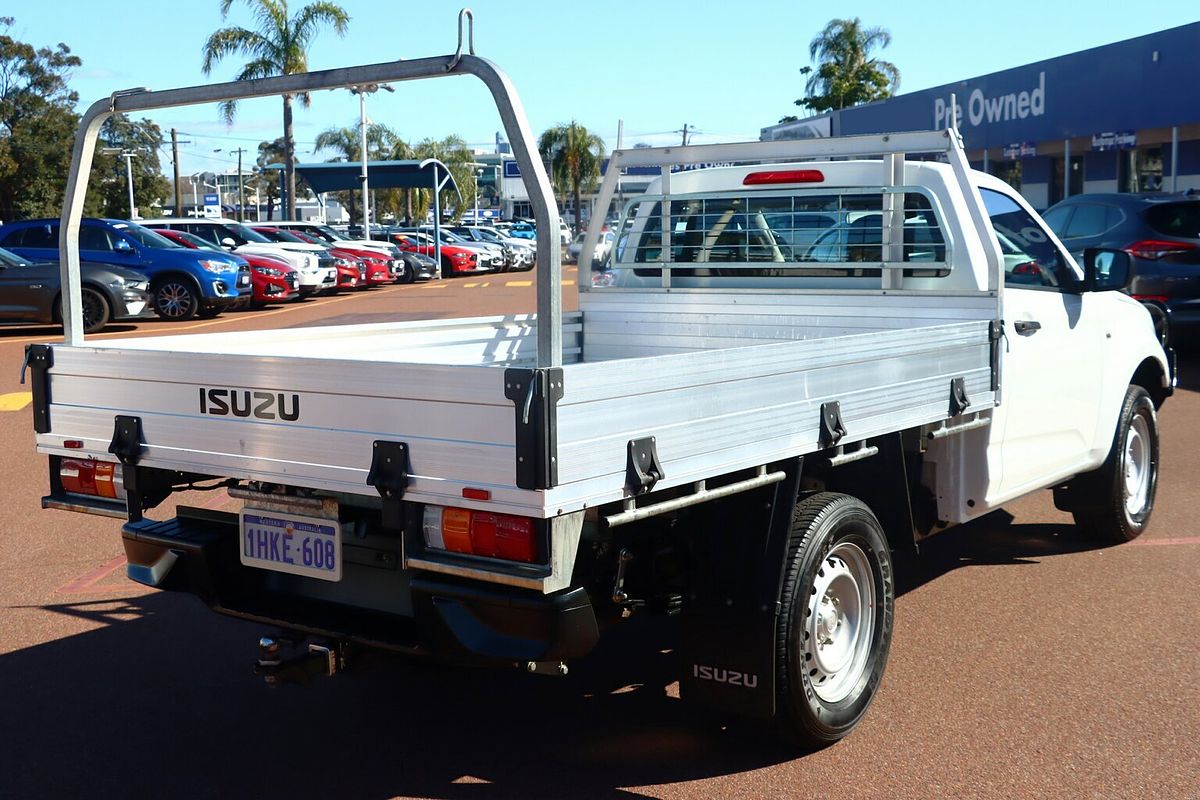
349,83,393,234
122,152,138,219
215,148,248,221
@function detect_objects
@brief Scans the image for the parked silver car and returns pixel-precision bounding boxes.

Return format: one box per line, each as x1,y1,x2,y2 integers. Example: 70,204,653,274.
0,246,153,333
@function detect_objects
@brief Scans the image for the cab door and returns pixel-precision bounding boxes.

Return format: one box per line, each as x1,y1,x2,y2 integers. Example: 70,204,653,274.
979,188,1109,501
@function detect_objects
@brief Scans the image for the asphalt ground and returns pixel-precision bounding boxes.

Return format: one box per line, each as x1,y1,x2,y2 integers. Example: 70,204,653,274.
0,272,1197,799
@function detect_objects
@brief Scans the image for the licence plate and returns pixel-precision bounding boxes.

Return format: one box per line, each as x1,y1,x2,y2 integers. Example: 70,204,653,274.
239,508,341,581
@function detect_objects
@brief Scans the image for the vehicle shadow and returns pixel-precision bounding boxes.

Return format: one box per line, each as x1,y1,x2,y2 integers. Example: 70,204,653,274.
1171,348,1200,393
0,512,1112,800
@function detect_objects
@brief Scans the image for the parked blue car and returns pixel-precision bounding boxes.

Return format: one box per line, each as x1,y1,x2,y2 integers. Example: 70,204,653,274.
0,218,247,320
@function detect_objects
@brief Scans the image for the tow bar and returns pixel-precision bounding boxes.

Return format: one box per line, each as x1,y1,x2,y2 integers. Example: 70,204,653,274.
254,636,347,686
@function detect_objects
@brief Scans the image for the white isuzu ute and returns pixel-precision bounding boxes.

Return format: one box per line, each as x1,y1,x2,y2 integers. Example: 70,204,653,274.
26,13,1172,746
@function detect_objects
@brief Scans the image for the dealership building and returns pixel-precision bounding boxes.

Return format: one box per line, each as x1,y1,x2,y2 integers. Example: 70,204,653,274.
760,23,1200,210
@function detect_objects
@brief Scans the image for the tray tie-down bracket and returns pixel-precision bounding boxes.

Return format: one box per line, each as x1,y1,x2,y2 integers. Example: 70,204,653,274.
367,441,409,531
949,376,971,417
819,401,847,449
626,436,665,496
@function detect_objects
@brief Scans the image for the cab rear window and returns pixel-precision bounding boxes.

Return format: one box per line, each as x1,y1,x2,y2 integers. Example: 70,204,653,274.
621,189,947,278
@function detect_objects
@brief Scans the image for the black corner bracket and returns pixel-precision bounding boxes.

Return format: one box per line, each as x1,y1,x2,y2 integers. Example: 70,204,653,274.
108,415,144,466
367,440,409,532
626,436,664,495
819,401,847,448
504,367,564,490
949,377,971,417
23,344,53,434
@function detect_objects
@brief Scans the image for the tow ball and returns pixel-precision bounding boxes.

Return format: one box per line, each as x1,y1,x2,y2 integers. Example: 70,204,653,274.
254,636,347,686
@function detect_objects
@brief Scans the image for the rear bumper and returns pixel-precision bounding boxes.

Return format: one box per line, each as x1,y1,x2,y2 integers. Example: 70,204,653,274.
121,508,599,663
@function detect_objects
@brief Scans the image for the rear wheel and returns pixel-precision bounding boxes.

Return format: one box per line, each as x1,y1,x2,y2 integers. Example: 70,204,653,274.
776,492,894,747
1070,385,1159,543
152,278,200,321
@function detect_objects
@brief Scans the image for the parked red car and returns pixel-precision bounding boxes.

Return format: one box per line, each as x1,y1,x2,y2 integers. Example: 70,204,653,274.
285,229,395,286
252,227,365,291
388,232,481,276
155,228,298,307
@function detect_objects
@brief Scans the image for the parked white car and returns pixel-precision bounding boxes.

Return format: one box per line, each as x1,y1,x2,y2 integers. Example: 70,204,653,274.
142,219,337,296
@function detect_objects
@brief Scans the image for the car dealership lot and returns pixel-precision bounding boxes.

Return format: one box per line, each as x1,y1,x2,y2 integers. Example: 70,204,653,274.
0,274,1197,799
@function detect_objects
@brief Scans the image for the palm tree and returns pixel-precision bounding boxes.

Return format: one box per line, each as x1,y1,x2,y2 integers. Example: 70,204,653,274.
796,18,899,113
537,121,605,233
201,0,350,219
313,120,398,221
412,135,475,222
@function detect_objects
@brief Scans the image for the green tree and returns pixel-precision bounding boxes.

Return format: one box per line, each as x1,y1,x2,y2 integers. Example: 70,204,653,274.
793,18,899,114
0,17,83,220
410,135,474,223
537,121,605,232
201,0,350,220
253,137,287,220
86,114,171,219
313,120,398,223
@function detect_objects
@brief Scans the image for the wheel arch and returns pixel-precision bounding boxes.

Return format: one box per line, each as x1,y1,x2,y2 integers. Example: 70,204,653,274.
51,281,116,323
1130,355,1171,409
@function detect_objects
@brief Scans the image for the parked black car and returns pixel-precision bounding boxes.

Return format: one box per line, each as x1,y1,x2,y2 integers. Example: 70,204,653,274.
0,246,153,333
1043,192,1200,342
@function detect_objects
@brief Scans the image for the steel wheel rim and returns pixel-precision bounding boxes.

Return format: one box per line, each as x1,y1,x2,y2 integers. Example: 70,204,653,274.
81,291,104,329
804,541,876,703
157,282,193,318
1124,414,1151,517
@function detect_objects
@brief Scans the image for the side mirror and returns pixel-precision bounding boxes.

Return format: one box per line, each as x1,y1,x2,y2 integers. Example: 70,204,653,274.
113,239,134,254
221,237,237,248
1083,247,1131,292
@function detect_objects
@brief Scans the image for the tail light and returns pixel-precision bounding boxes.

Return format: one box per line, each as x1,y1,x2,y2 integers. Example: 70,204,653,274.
743,169,825,185
60,458,125,500
1132,294,1169,304
422,505,539,563
1125,239,1198,260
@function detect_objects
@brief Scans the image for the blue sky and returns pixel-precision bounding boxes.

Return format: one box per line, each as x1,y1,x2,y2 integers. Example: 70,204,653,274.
7,1,1199,178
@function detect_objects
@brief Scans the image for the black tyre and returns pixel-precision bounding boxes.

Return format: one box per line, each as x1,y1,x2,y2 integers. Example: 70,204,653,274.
397,258,416,284
152,277,200,321
1071,385,1159,543
776,492,894,747
79,288,111,334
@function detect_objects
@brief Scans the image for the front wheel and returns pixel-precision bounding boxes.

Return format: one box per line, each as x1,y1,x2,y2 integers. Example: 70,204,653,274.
80,287,111,333
152,278,200,321
396,260,415,284
1071,385,1159,543
776,492,894,748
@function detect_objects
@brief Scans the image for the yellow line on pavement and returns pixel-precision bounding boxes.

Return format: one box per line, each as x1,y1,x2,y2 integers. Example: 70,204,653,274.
0,392,33,411
0,287,400,347
505,280,533,287
564,280,576,286
463,283,480,288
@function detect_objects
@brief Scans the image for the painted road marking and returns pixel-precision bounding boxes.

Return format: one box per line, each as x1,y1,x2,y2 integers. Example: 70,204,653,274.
463,283,480,288
0,392,33,411
1127,536,1200,547
0,285,409,347
564,280,576,286
55,555,131,595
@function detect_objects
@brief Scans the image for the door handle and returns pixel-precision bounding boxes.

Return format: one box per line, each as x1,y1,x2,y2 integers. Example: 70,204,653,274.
1014,320,1042,334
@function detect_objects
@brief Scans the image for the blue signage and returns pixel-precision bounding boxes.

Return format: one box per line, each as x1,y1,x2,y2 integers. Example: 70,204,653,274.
824,22,1200,150
1091,131,1136,151
203,193,220,205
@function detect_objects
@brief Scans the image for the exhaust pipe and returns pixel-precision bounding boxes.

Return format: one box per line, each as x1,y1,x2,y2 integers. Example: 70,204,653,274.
255,636,346,686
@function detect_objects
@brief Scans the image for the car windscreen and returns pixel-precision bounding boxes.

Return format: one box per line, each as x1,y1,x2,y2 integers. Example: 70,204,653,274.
260,229,309,244
225,223,272,243
1145,202,1200,240
169,230,221,250
0,246,28,266
112,222,182,249
311,225,342,242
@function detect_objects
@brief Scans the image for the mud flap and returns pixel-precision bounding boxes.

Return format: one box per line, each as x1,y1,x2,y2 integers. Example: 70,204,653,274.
678,459,802,720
